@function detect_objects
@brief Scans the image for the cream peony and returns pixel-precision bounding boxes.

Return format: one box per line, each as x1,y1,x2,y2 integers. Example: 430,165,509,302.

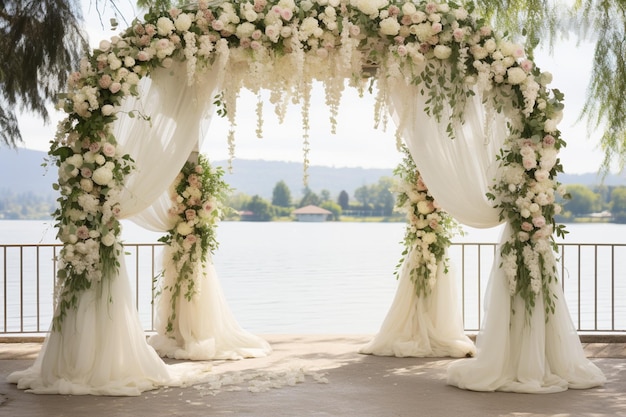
433,44,452,60
176,221,194,236
175,13,193,32
92,166,113,186
157,17,175,35
379,17,400,36
101,233,116,247
506,67,527,85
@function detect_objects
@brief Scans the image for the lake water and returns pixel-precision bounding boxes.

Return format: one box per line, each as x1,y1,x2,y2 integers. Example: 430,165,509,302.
1,220,625,334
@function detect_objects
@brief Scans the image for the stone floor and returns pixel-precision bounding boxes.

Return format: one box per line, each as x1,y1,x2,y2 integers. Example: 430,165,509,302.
0,335,625,417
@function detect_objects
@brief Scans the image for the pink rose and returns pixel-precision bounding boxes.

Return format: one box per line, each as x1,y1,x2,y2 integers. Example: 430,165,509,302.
188,174,200,187
109,82,122,93
250,40,262,50
211,20,225,31
137,51,150,61
254,0,267,12
416,177,428,191
102,143,116,157
521,222,534,232
280,9,293,21
98,74,112,89
134,24,146,35
89,142,101,153
77,226,90,240
80,167,92,178
425,2,438,13
532,216,546,228
185,209,197,221
185,234,197,245
523,157,537,170
521,59,533,72
543,135,555,147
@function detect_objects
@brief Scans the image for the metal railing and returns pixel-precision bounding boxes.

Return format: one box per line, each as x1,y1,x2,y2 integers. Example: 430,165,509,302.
1,242,625,336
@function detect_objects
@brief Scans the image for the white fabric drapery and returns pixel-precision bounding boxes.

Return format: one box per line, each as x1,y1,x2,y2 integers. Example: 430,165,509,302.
387,79,605,393
125,64,271,361
359,249,476,358
8,64,224,395
148,249,272,360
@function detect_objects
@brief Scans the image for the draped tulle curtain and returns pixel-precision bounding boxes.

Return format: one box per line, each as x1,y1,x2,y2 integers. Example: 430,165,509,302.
124,64,272,360
6,64,222,395
387,78,605,393
359,79,505,359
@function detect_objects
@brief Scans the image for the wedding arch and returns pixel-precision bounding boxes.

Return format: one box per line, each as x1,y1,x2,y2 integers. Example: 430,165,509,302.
9,0,605,395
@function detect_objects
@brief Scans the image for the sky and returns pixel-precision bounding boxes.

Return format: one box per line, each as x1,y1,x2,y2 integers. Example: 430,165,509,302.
14,1,617,175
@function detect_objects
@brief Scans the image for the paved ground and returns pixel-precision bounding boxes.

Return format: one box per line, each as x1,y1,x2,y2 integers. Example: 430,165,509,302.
0,335,625,417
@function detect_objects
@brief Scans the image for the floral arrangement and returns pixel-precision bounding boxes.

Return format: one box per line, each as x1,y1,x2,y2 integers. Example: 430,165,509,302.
48,123,134,330
487,83,568,319
157,154,229,335
49,0,569,324
393,146,462,297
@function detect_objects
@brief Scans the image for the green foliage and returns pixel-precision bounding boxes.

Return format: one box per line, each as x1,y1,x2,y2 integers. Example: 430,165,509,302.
244,195,274,221
320,201,342,221
298,187,320,208
0,190,56,219
610,187,626,214
575,0,626,175
565,184,600,215
337,190,350,210
156,154,230,335
0,0,87,148
271,180,292,207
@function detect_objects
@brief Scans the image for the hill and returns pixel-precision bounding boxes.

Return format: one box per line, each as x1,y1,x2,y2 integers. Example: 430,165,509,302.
2,147,626,200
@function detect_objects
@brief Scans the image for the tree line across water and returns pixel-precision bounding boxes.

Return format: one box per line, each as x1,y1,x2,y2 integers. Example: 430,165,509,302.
2,181,626,223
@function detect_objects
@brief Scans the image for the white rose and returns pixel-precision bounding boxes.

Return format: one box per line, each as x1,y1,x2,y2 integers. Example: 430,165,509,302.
351,0,389,17
124,56,136,68
66,154,83,168
92,166,114,186
98,40,111,52
433,45,452,60
95,154,106,165
379,17,400,36
175,13,193,32
101,233,116,247
454,7,468,20
108,53,122,70
244,9,258,22
236,22,256,39
101,104,115,116
402,3,417,15
544,119,559,133
176,221,193,236
422,232,437,245
157,17,175,36
506,67,527,85
539,71,553,86
417,200,434,215
80,178,94,192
